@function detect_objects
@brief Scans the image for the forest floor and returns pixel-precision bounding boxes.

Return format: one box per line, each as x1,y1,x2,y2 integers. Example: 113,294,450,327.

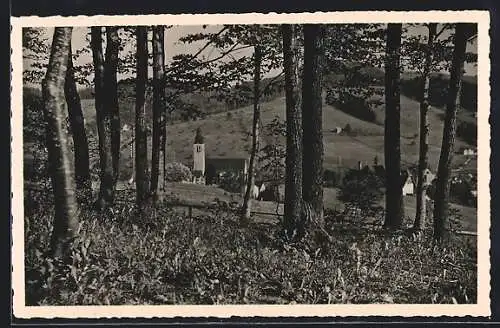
24,183,478,306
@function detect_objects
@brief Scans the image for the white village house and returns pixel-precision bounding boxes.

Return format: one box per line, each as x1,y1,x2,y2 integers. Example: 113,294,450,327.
401,168,435,196
402,170,415,196
192,138,249,194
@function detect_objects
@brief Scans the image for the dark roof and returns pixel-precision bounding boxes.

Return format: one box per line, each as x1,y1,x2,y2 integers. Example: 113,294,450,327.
467,34,478,42
206,156,248,160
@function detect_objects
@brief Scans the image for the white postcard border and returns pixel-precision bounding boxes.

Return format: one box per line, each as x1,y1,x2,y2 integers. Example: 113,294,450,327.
11,10,491,318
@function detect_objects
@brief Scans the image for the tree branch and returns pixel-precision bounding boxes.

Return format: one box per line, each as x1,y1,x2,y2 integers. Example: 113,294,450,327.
165,26,228,74
435,23,451,40
196,44,252,67
259,70,284,98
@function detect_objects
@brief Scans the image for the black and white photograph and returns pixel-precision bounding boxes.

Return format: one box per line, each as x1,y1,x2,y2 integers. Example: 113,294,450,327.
11,11,490,318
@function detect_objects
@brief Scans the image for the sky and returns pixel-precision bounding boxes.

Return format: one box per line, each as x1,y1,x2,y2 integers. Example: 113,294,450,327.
23,24,478,89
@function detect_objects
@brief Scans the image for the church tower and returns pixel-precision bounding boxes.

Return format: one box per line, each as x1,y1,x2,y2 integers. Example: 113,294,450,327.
193,128,205,184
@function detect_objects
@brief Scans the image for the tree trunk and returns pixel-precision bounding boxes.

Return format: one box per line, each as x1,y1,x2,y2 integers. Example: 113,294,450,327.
64,40,91,202
104,27,121,186
91,27,115,210
282,24,303,237
433,23,469,242
242,45,262,220
151,26,167,197
302,24,325,223
414,23,437,230
135,26,149,206
42,27,80,258
383,23,404,230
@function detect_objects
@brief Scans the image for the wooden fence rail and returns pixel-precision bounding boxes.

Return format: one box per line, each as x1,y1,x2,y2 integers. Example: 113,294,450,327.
23,183,478,237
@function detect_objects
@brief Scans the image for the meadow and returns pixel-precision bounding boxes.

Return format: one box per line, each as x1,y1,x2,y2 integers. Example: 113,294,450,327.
80,92,475,176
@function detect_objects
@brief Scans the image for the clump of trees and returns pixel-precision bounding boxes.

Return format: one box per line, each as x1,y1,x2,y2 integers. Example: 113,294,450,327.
338,167,384,213
325,88,378,123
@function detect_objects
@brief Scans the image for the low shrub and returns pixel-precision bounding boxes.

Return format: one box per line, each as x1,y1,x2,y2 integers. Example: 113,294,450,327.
164,162,193,183
456,121,477,146
338,167,384,212
323,169,340,188
218,171,244,193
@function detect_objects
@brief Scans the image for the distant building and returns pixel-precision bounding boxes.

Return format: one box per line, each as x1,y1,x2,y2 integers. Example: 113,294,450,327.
191,132,249,192
458,147,477,156
463,148,476,156
193,143,206,184
205,156,249,194
422,168,436,186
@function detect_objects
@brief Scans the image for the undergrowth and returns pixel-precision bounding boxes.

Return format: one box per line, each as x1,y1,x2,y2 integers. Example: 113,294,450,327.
24,187,477,306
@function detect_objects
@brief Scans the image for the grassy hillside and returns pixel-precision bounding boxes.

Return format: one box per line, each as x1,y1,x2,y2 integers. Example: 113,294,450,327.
163,95,474,172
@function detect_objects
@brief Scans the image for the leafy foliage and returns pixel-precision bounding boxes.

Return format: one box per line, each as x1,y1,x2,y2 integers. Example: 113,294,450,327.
325,88,382,123
257,116,286,182
323,169,342,188
218,171,245,194
400,74,478,113
194,127,204,144
338,167,384,212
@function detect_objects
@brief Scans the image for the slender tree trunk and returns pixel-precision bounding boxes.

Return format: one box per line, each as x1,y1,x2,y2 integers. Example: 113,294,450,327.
135,26,149,206
282,25,303,237
64,40,91,201
433,24,469,242
151,26,166,197
91,27,115,210
302,24,325,223
42,27,79,258
162,107,167,191
384,23,404,230
104,27,121,185
242,45,262,220
414,23,437,230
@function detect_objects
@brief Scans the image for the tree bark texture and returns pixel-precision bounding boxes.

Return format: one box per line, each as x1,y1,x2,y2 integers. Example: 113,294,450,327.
282,24,303,237
64,39,91,201
384,23,404,230
104,27,121,185
42,27,80,258
302,24,325,223
151,26,167,196
414,23,437,230
433,23,469,241
91,27,115,209
242,45,262,220
135,26,149,206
